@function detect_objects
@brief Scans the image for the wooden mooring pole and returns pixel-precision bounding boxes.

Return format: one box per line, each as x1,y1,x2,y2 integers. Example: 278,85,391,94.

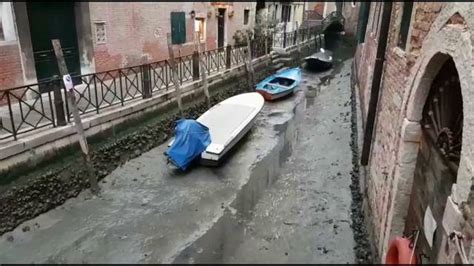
193,32,211,108
166,33,183,116
52,39,99,194
245,32,256,91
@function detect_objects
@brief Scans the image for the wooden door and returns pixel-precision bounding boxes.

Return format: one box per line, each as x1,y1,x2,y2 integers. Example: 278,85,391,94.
27,2,81,90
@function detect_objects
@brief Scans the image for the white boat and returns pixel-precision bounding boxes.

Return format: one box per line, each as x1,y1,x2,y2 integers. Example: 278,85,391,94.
168,92,264,166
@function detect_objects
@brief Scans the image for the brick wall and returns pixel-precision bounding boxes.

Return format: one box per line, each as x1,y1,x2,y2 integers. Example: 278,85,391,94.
0,43,24,89
342,2,360,36
313,3,324,17
369,2,445,251
89,2,255,72
353,2,447,257
0,42,24,106
354,3,380,120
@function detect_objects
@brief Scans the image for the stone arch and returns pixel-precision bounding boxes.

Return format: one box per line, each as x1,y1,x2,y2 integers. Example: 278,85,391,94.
323,21,345,33
381,4,474,261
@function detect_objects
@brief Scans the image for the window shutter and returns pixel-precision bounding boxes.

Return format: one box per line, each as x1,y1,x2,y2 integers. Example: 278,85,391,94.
171,12,186,44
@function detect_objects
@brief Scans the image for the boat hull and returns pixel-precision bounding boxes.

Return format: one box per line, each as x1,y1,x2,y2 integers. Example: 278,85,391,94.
168,92,264,167
255,67,301,102
305,57,333,71
256,88,293,101
200,114,257,166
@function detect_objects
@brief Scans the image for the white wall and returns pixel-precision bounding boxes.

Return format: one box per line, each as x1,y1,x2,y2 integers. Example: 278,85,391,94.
1,2,17,42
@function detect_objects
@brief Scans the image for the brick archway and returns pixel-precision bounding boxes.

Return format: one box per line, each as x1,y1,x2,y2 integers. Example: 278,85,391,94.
380,7,474,262
404,57,462,263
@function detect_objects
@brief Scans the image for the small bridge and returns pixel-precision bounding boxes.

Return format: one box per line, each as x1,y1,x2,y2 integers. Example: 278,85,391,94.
302,10,345,33
321,11,345,33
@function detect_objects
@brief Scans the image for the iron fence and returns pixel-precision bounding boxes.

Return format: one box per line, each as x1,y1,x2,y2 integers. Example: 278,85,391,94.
0,83,56,140
0,24,326,141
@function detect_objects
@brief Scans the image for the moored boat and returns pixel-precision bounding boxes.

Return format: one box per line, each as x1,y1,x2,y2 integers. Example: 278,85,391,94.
255,67,302,101
305,48,333,71
167,92,264,168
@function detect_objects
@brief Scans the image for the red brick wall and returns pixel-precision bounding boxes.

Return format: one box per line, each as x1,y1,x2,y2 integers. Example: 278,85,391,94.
89,2,254,72
0,43,24,89
0,43,24,106
342,2,360,36
354,2,446,252
313,3,324,17
355,3,380,120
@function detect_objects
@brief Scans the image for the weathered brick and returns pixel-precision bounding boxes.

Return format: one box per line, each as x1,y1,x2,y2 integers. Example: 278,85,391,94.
0,43,23,91
89,2,256,72
351,2,474,262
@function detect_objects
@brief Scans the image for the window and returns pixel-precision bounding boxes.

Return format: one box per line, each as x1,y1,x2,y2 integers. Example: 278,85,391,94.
281,5,291,22
0,2,16,42
398,2,413,49
0,4,4,41
95,22,106,44
274,5,278,20
194,18,205,42
171,12,186,44
244,9,249,25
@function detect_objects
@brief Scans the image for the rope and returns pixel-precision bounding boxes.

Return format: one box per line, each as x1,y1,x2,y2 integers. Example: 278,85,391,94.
409,230,420,263
450,231,469,264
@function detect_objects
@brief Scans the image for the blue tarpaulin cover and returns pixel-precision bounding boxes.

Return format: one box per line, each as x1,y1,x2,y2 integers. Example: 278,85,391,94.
165,119,211,170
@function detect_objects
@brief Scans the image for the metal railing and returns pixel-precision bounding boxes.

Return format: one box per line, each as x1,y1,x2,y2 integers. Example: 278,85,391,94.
0,25,325,141
272,25,321,49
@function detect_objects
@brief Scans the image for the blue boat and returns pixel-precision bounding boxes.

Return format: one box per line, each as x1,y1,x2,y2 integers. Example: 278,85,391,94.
255,67,301,101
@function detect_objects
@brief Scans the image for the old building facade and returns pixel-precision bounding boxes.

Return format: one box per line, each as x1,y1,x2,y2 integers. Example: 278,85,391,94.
0,2,256,89
264,1,306,32
353,2,473,263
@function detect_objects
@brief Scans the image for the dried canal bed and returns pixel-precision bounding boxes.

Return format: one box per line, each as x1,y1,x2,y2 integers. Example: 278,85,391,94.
180,60,355,263
0,75,304,263
0,35,369,263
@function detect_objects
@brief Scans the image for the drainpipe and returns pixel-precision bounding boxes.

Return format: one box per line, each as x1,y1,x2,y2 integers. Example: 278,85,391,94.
356,2,371,44
360,2,393,166
302,0,306,27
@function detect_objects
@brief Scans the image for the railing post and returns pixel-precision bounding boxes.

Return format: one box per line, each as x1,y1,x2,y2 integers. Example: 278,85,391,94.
5,91,17,140
225,45,231,69
283,30,287,48
52,77,67,126
142,63,152,99
192,51,200,81
294,30,297,46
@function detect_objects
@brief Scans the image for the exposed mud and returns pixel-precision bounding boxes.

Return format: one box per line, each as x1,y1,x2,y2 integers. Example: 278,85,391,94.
0,69,278,236
349,61,373,263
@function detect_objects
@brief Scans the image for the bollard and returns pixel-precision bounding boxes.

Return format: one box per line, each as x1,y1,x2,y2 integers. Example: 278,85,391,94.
142,64,152,99
192,51,200,81
52,76,67,126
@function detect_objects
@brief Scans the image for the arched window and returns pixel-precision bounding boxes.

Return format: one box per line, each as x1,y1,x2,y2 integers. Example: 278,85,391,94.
421,58,463,171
